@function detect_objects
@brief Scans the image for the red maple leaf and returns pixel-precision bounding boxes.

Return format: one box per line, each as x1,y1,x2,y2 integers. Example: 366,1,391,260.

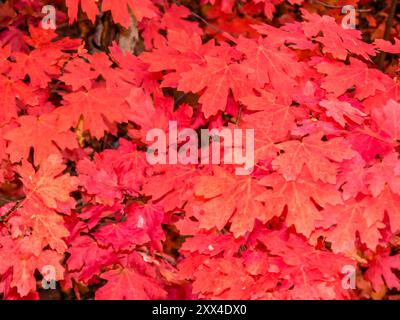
193,167,267,237
67,236,118,282
65,0,99,24
236,36,304,94
93,204,164,252
272,132,355,184
143,164,200,212
77,140,147,205
371,99,400,143
102,0,158,27
365,152,400,197
0,75,38,126
316,58,388,100
301,9,376,60
316,199,384,253
319,98,367,127
257,172,343,237
57,87,129,138
0,236,64,297
365,250,400,291
95,252,167,299
4,113,78,165
7,155,78,254
177,47,254,118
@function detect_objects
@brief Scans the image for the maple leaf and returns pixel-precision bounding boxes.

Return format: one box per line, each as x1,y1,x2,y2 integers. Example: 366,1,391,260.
272,132,355,183
57,87,128,138
371,99,400,143
18,154,79,210
374,38,400,54
193,167,268,237
66,0,98,24
77,204,123,230
139,29,205,88
11,249,64,297
143,164,200,212
316,199,385,253
12,202,71,254
177,48,254,118
252,228,351,270
239,92,298,141
181,232,240,257
301,10,375,60
96,267,166,299
234,111,280,162
77,157,120,206
96,252,167,299
362,187,400,234
364,77,400,110
101,139,149,192
9,50,61,88
0,75,38,126
184,226,352,300
92,203,164,252
0,236,64,297
236,36,304,94
102,0,158,27
252,22,316,51
316,58,388,100
4,113,78,165
125,203,165,252
59,57,100,90
7,155,78,254
251,229,354,299
191,257,257,299
319,98,367,127
256,172,343,237
347,128,393,163
125,89,195,142
365,250,400,291
365,152,400,197
77,140,147,205
67,236,118,282
159,4,203,36
178,233,270,299
336,154,367,200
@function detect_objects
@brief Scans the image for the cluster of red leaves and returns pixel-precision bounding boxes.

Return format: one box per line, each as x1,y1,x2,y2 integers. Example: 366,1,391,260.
0,0,400,300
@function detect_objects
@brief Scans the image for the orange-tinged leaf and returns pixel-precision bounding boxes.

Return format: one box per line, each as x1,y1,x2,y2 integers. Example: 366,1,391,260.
257,172,343,237
272,132,355,183
4,113,78,165
194,167,267,237
178,53,253,118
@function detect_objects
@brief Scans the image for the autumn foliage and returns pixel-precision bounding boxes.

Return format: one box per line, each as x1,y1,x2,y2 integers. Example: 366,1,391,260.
0,0,400,300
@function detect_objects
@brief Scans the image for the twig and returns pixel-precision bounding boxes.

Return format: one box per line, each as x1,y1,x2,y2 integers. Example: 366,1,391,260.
378,0,399,70
171,0,237,43
0,200,22,223
55,17,93,30
310,0,372,13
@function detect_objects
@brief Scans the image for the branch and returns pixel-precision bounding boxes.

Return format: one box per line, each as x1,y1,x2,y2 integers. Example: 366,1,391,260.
0,199,22,223
378,0,399,70
310,0,372,13
171,0,238,43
